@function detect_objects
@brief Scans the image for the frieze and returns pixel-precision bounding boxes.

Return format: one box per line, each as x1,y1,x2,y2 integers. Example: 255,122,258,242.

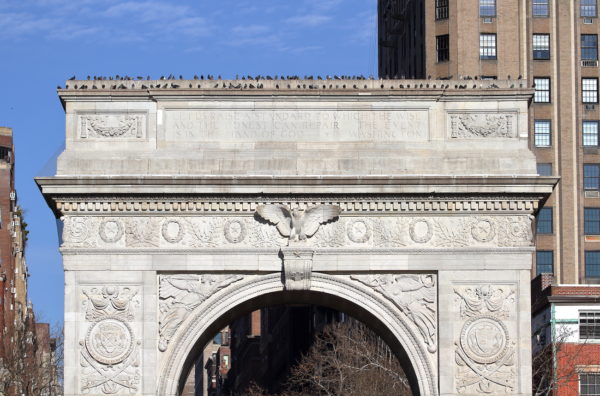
158,274,243,351
80,286,141,394
351,274,437,353
61,215,534,250
79,114,145,139
450,113,516,139
453,284,516,394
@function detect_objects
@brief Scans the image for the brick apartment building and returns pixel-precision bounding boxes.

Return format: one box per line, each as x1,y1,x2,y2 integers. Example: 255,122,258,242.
0,126,59,395
378,0,600,393
379,0,600,283
532,274,600,395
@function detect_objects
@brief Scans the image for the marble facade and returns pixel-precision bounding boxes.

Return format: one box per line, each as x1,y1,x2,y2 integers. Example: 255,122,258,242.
37,79,556,395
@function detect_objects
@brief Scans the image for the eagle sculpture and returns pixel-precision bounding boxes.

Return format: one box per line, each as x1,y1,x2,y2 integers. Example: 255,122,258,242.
256,204,341,242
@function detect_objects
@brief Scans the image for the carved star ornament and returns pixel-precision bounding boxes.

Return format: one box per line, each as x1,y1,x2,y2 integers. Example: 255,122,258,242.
256,204,341,243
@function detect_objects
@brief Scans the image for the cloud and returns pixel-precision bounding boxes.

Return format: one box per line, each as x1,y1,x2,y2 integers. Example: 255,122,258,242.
286,14,332,26
103,1,189,22
232,24,270,36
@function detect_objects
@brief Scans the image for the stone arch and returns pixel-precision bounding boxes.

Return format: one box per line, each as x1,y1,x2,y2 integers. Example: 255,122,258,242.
158,272,437,395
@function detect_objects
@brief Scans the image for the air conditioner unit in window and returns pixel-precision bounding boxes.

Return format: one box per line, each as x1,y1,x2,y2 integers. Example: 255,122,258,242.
585,190,600,198
483,17,493,23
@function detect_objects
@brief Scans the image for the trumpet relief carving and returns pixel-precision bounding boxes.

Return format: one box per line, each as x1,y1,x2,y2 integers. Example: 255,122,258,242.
158,275,243,351
352,274,437,353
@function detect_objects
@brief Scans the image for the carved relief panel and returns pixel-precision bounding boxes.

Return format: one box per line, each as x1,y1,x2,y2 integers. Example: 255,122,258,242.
449,113,517,139
352,274,437,354
79,286,141,394
453,284,517,394
77,113,147,140
61,215,534,250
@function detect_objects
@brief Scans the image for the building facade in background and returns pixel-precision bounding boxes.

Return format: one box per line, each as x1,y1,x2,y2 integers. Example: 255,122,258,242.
0,126,59,395
532,274,600,395
379,0,600,284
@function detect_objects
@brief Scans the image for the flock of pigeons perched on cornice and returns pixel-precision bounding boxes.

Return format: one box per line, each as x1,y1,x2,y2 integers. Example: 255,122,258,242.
57,74,526,91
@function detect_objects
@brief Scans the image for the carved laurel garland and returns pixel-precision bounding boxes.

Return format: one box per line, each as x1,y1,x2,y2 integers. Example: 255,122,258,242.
80,286,141,395
450,114,515,139
61,215,533,250
453,284,516,394
80,114,144,139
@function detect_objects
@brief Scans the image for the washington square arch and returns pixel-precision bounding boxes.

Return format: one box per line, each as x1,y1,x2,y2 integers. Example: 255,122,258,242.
36,78,556,396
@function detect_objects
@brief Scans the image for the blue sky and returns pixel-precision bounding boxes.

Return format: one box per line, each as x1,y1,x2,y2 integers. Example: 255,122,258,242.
0,0,377,325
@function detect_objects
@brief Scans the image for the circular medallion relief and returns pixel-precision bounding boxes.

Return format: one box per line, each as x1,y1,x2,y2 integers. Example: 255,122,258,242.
224,219,246,244
85,316,134,365
471,219,496,242
460,315,509,364
409,219,433,244
68,218,90,243
161,219,185,243
99,220,124,243
347,219,371,243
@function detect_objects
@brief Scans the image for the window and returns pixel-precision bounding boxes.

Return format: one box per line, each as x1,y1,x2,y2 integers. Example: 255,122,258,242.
534,120,552,146
537,163,553,176
534,77,551,102
581,312,600,340
536,251,553,275
435,0,449,20
587,251,600,277
586,208,600,234
437,35,449,62
533,0,550,17
584,121,600,146
480,33,497,60
585,164,600,190
533,34,550,60
480,0,496,17
581,373,600,395
481,75,497,80
582,0,598,17
537,208,553,234
583,78,599,103
582,35,599,60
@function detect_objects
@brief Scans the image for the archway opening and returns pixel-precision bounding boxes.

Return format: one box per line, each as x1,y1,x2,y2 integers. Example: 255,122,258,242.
175,290,420,396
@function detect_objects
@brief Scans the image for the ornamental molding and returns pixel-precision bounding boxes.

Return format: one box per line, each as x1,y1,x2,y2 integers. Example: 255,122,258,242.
453,284,516,394
158,274,243,352
351,274,437,353
79,113,145,139
54,197,541,215
62,215,534,250
449,113,516,139
80,286,141,394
